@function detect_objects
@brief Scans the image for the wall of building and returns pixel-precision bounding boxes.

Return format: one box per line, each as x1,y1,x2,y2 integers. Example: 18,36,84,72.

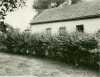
30,18,100,34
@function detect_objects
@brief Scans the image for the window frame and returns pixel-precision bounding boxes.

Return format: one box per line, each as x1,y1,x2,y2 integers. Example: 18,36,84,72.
59,26,66,36
76,24,84,32
45,27,52,35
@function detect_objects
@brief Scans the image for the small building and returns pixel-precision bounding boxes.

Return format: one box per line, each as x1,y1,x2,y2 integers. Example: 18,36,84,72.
30,1,100,35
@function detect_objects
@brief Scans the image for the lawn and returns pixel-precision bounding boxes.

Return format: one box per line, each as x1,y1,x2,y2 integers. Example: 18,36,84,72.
0,52,99,77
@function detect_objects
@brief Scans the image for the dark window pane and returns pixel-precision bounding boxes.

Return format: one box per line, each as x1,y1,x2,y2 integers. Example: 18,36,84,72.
59,26,66,36
46,28,52,35
76,24,84,32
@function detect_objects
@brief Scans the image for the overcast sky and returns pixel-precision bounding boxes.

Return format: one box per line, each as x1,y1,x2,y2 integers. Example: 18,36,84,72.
5,0,36,31
5,0,95,31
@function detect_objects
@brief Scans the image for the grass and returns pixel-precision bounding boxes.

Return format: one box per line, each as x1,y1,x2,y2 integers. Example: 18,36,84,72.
0,52,98,76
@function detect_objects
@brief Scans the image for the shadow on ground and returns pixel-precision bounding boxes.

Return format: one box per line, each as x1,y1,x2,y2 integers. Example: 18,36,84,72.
0,52,99,77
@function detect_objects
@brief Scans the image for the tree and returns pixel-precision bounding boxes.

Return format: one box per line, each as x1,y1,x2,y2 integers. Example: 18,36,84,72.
33,0,82,14
33,0,69,13
71,0,81,4
33,0,69,9
0,0,25,32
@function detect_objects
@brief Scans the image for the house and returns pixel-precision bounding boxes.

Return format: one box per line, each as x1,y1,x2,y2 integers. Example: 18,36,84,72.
30,1,100,35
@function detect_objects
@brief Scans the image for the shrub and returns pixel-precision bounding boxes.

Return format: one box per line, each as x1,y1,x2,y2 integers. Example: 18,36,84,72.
0,30,99,68
52,32,99,66
0,32,7,51
67,33,98,66
1,31,35,55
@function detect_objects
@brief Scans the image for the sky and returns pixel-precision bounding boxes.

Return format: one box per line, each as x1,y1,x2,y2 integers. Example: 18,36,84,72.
5,0,95,31
5,0,36,31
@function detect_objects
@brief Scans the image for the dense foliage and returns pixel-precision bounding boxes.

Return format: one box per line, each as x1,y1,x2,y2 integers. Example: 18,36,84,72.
0,0,25,19
0,30,99,68
33,0,84,13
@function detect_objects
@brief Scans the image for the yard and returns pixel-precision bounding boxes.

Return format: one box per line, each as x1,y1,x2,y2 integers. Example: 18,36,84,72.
0,52,99,77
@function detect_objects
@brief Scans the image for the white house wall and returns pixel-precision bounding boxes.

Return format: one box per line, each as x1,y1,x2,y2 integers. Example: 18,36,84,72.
31,18,100,34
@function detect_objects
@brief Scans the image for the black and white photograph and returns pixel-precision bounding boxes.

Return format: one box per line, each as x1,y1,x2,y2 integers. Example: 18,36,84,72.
0,0,99,77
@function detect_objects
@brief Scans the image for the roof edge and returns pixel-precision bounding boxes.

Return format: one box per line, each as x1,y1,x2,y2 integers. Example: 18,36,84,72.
30,14,100,25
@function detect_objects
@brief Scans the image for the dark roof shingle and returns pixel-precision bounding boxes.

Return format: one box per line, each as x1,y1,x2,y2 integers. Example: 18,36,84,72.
31,1,100,25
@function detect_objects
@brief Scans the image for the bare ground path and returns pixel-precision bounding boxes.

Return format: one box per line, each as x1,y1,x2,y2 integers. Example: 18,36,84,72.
0,52,99,77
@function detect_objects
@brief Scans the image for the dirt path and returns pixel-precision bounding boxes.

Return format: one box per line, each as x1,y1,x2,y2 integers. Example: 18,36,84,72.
0,52,99,77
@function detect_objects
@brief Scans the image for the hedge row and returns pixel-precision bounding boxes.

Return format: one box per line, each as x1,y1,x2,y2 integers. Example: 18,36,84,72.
0,31,100,68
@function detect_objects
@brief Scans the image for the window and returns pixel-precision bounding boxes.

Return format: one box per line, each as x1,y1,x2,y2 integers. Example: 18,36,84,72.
59,26,66,36
76,24,84,32
46,28,52,35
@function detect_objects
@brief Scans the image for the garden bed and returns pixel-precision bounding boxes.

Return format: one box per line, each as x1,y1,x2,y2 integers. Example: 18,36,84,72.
0,31,100,69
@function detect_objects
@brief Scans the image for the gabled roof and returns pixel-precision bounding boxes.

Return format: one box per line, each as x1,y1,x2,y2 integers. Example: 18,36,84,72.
31,1,100,25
